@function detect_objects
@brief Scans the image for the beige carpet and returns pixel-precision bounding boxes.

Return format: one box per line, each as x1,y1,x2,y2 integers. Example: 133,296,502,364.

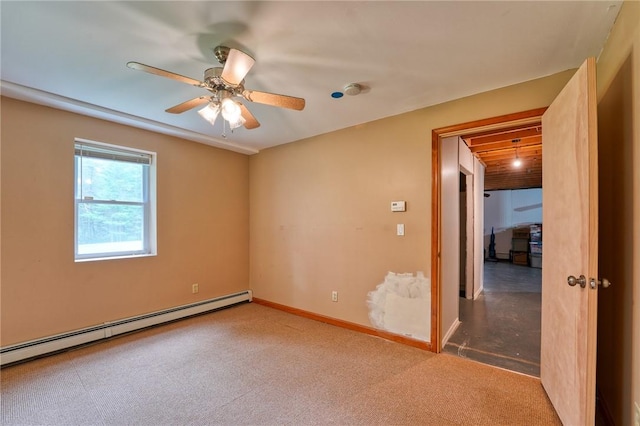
1,302,560,425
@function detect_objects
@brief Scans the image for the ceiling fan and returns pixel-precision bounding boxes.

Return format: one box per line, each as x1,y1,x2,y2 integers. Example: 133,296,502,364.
127,46,305,132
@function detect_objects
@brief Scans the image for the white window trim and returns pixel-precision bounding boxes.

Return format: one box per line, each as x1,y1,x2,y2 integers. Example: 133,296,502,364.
74,138,157,262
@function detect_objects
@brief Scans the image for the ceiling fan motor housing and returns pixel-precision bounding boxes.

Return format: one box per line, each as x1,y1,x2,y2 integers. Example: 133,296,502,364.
204,67,224,86
204,67,244,94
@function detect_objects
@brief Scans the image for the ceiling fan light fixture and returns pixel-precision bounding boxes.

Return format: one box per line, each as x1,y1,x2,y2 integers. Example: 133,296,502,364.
228,115,246,130
221,97,242,123
198,102,220,125
219,47,255,86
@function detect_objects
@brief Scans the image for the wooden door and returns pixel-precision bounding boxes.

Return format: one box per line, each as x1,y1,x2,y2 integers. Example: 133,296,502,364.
540,57,598,425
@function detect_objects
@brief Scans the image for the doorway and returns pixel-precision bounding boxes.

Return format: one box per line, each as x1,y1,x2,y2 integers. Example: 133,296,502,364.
459,171,474,300
450,182,544,375
452,139,543,375
430,108,546,372
459,172,467,298
432,58,602,425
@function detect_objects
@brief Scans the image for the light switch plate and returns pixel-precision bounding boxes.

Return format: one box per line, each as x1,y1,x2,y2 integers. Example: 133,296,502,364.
397,224,405,236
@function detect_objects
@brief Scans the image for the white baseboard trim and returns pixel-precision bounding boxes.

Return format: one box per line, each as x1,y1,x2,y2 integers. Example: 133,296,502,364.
474,285,483,300
441,318,461,347
1,290,252,366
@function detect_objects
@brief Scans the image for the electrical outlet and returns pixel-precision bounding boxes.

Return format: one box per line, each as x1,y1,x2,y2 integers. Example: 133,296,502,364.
331,291,338,302
192,283,199,294
634,401,639,426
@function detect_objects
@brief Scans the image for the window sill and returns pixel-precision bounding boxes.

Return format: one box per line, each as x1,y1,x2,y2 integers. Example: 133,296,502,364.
75,253,157,263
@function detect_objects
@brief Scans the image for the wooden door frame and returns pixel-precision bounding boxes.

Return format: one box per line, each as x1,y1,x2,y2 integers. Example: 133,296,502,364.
430,107,547,352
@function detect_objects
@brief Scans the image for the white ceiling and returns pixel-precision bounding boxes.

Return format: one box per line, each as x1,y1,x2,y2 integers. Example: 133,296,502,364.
1,1,621,155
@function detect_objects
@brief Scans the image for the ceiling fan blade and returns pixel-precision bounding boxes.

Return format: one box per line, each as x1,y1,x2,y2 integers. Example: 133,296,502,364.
165,96,210,114
220,49,255,86
127,61,204,87
239,103,260,129
242,90,305,111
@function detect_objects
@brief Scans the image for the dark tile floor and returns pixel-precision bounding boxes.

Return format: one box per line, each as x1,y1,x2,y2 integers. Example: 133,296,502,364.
443,261,542,377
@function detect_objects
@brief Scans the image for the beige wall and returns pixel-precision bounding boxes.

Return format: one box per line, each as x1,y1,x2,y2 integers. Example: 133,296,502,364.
249,69,574,328
1,97,250,346
595,1,640,424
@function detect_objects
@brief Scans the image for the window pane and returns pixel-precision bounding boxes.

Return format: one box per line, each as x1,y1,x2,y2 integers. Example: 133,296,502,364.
77,203,145,255
74,140,155,261
77,156,146,202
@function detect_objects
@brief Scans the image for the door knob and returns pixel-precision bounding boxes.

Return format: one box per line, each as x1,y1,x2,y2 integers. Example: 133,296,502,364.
567,275,587,288
589,278,611,289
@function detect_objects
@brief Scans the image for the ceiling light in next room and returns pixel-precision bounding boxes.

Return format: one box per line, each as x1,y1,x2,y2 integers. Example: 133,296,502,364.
512,138,522,168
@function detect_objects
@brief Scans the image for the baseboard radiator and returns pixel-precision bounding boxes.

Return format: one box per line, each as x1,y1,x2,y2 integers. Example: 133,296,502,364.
1,290,252,366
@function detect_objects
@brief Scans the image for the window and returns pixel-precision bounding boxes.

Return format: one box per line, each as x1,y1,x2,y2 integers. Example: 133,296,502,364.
74,140,156,261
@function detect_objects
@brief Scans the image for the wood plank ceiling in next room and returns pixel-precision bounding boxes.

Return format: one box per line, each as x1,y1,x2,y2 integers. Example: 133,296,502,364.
462,123,542,191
